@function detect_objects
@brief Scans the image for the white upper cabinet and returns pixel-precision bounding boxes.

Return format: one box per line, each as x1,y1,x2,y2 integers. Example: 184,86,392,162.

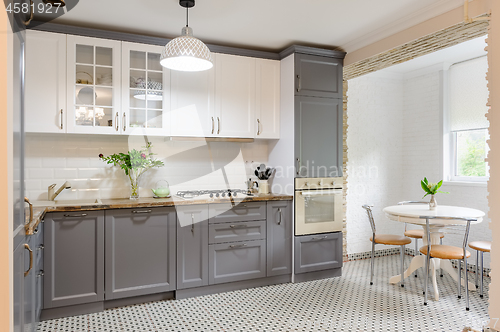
121,42,170,136
170,54,216,137
215,54,256,138
25,31,281,139
66,35,122,134
255,59,280,139
25,30,67,133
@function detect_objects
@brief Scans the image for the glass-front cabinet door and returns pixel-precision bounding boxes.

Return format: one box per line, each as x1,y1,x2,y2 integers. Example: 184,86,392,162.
122,42,170,136
67,36,121,134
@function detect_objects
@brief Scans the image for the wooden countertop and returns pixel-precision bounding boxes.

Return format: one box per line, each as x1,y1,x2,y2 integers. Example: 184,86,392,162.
25,194,293,235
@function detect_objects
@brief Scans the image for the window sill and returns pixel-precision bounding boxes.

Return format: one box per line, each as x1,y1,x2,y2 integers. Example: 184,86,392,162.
443,181,488,188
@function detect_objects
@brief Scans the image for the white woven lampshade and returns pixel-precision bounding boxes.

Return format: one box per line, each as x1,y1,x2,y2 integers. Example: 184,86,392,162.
160,27,213,72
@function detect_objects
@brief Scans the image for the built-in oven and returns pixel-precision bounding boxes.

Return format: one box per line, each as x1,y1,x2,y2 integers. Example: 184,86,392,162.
295,177,343,236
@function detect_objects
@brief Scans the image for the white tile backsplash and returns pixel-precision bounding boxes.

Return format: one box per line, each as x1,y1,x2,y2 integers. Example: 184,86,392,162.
25,133,269,201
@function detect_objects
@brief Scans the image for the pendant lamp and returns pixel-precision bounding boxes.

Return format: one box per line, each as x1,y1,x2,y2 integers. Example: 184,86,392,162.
160,0,213,72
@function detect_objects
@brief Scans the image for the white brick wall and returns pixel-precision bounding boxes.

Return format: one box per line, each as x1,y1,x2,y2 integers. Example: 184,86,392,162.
25,133,269,201
346,73,406,254
347,68,491,267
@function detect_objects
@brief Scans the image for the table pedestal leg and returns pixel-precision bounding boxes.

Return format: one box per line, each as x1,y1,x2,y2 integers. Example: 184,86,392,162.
440,260,476,291
389,255,424,284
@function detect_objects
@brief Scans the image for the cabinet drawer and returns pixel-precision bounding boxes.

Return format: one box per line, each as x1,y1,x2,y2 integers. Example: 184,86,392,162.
294,232,342,274
209,239,266,284
209,220,266,244
209,202,266,223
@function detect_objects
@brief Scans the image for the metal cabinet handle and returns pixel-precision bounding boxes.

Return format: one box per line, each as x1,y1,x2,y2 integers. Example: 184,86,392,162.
296,158,300,175
229,243,247,249
24,244,33,277
311,236,328,241
37,270,44,278
296,74,301,92
23,0,34,26
37,245,44,251
230,224,248,229
60,109,64,130
278,208,282,225
211,117,215,135
24,197,33,226
191,214,195,234
132,209,152,214
217,117,220,135
115,112,119,131
123,113,126,132
257,119,261,136
33,227,39,234
63,213,88,218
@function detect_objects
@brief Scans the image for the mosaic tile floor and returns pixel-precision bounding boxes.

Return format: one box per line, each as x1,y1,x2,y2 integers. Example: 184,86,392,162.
37,254,490,332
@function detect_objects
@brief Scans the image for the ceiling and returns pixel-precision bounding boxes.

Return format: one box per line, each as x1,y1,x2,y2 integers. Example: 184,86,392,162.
36,0,465,53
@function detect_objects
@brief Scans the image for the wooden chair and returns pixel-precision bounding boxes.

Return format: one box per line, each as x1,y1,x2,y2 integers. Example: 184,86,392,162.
362,205,411,287
469,240,491,298
398,201,445,277
420,216,475,310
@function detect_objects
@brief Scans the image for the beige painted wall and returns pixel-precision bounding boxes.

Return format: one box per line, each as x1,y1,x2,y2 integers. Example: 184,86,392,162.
1,6,12,332
345,0,500,328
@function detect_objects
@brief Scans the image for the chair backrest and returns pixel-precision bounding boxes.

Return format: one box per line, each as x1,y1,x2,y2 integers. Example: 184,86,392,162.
419,216,475,257
362,205,376,234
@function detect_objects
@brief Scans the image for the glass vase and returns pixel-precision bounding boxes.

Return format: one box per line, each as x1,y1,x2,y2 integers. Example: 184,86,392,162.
429,195,437,210
128,169,142,200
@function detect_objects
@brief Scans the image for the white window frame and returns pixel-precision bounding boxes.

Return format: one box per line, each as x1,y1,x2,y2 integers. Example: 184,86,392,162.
448,128,489,183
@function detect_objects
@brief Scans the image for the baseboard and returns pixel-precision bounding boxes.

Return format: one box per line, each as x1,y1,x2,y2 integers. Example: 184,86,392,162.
41,302,104,321
104,292,175,309
294,268,342,283
176,275,291,299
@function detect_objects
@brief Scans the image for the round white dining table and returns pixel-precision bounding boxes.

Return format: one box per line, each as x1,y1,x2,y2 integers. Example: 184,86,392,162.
383,204,485,301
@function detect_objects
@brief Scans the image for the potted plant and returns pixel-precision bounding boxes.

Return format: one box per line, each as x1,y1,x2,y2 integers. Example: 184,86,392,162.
421,178,449,210
100,142,164,199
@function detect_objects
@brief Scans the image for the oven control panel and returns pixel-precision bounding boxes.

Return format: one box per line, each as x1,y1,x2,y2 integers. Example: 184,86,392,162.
295,177,343,190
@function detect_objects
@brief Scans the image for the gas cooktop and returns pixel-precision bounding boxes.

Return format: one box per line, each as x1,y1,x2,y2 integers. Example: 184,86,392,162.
175,189,252,199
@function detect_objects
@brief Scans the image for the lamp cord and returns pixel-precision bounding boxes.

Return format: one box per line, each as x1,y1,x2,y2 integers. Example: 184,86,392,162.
186,6,189,27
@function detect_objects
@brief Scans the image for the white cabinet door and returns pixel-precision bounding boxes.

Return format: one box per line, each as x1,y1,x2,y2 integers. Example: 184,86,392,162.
215,54,256,138
170,54,216,137
66,35,121,134
122,42,170,136
25,30,66,133
255,59,280,139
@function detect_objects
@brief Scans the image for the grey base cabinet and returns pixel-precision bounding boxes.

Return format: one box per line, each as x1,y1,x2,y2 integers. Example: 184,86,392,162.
34,224,44,324
294,232,342,274
14,237,35,332
105,207,176,300
267,201,292,277
176,205,209,290
209,239,266,285
44,211,104,309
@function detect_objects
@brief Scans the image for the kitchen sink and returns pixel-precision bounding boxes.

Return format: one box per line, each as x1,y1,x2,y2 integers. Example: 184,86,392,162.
32,199,103,207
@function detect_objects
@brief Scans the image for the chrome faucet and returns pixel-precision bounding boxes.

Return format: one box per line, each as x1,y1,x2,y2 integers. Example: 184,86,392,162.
48,181,71,201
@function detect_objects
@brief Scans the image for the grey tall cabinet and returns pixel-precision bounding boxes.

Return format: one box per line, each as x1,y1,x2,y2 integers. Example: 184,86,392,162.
291,48,345,178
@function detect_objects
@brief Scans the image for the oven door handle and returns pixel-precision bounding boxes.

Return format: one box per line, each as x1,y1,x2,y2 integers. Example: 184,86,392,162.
299,189,342,196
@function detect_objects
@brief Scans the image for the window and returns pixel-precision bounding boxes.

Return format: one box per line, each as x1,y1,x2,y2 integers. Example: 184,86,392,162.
448,56,489,182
